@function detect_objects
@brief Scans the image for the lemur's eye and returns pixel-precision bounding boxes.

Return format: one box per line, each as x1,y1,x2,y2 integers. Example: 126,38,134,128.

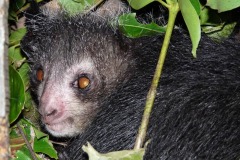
78,76,90,89
36,68,44,82
72,74,91,91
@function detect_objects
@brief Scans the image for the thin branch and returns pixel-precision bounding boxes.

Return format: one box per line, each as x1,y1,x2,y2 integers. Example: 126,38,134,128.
134,2,180,149
17,123,38,160
157,0,170,8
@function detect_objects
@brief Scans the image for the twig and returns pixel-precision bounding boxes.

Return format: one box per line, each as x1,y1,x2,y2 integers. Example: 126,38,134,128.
17,123,38,160
134,1,180,149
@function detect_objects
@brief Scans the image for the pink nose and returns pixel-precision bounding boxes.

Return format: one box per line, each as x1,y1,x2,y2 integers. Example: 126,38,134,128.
39,87,65,124
40,102,64,124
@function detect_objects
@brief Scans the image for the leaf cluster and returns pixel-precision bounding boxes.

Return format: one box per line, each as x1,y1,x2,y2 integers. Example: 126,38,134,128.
8,1,58,159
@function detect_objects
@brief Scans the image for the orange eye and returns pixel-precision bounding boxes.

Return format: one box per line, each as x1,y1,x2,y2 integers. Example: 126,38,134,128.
78,76,90,89
36,69,44,81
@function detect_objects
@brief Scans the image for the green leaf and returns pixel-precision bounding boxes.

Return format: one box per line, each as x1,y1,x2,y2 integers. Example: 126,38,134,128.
23,91,34,111
118,13,166,38
206,0,240,12
10,128,19,139
8,0,27,21
9,28,27,47
33,136,58,159
9,46,30,94
9,65,25,124
199,6,211,25
58,0,98,16
127,0,154,10
10,120,33,157
202,22,237,41
33,127,48,139
13,146,33,160
18,63,30,87
179,0,201,57
9,10,18,21
15,119,58,159
82,142,145,160
9,46,27,70
9,0,26,12
189,0,201,15
19,121,32,141
12,145,43,160
9,47,24,62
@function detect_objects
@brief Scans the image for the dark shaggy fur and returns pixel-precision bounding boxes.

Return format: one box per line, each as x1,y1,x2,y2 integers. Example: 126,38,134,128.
21,9,240,160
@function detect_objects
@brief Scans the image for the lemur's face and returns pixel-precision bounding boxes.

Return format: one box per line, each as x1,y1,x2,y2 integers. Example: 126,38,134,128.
21,13,133,137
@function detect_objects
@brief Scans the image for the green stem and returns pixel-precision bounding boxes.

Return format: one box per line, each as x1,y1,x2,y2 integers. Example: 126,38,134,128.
134,2,180,150
17,123,38,160
157,0,170,8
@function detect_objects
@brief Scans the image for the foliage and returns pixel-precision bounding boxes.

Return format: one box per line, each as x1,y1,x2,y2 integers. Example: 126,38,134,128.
8,1,58,159
206,0,240,12
118,13,166,38
58,0,101,16
82,142,145,160
8,0,240,159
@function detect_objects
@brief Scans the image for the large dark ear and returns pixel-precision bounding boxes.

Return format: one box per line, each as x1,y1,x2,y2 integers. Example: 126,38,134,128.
20,0,46,59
